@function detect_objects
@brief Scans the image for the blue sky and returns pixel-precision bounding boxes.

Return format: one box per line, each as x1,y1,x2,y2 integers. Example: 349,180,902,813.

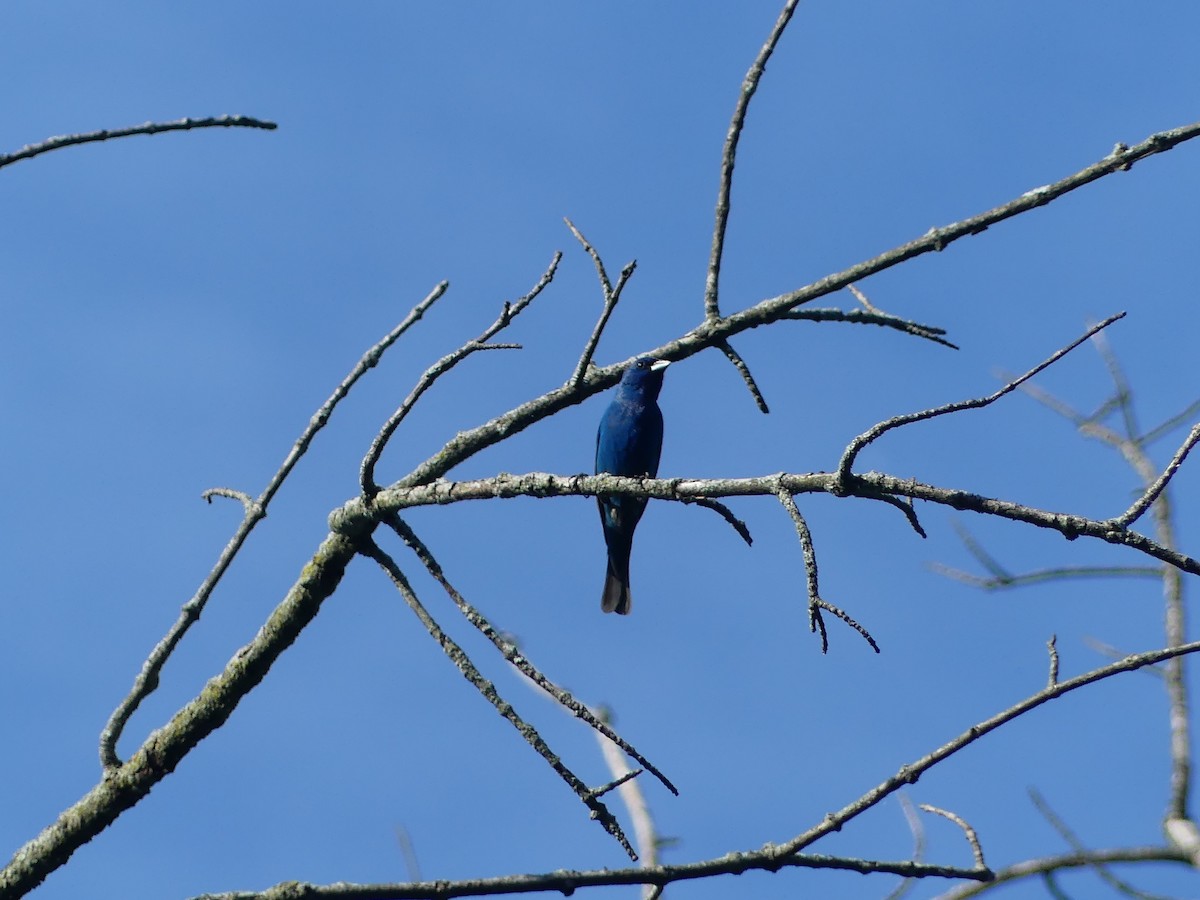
3,3,1200,898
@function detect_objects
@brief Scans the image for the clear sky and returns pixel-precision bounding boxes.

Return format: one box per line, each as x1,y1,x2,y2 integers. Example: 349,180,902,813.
3,3,1200,899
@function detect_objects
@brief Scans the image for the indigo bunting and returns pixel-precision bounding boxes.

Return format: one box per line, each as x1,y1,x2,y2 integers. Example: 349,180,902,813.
595,357,670,614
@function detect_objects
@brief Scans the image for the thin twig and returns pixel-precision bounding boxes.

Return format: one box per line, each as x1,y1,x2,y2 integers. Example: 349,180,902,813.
1109,424,1200,529
782,306,958,349
98,281,450,769
360,254,561,497
717,339,770,413
928,562,1162,591
0,115,277,170
566,217,638,389
360,535,638,859
844,285,960,350
836,314,1125,486
386,516,678,796
775,486,879,653
919,805,986,870
1141,397,1200,448
1029,788,1175,900
705,0,800,320
779,639,1200,858
684,497,754,546
1046,635,1059,688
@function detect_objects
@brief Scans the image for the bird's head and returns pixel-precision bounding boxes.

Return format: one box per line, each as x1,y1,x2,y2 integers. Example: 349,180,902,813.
618,356,670,399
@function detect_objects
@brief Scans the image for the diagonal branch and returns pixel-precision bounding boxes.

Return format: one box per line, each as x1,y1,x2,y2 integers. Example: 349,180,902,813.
99,281,450,769
778,639,1200,858
360,253,561,497
359,534,638,859
836,313,1125,486
385,516,678,797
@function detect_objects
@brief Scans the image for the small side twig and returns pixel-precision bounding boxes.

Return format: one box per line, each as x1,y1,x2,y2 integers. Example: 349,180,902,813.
717,339,770,413
776,486,879,653
920,805,987,870
1046,635,1059,688
0,114,277,170
1108,423,1200,529
836,313,1125,487
201,487,255,513
566,218,638,389
783,307,958,350
98,281,450,769
360,534,638,860
684,497,753,546
845,284,960,350
360,254,561,497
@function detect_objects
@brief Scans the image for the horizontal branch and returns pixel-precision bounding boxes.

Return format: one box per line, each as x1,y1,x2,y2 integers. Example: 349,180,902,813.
189,850,988,900
341,470,1200,576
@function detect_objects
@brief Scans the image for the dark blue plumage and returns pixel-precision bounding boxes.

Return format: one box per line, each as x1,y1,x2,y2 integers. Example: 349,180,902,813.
595,356,670,614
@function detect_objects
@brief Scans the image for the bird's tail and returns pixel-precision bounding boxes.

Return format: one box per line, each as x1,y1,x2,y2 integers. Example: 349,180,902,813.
601,552,632,615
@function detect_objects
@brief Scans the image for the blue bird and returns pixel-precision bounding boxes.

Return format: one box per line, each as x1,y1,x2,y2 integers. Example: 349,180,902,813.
595,356,670,614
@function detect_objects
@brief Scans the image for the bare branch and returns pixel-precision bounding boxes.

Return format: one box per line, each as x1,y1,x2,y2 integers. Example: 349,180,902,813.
1141,397,1200,448
360,255,560,497
3,529,361,899
717,339,770,412
836,314,1125,485
783,306,959,349
920,805,987,870
359,534,638,860
1109,423,1200,529
778,639,1200,858
928,561,1162,591
398,123,1200,491
1029,788,1175,900
776,487,880,653
844,284,960,350
98,281,450,769
187,853,989,900
200,487,256,513
684,497,754,546
386,516,678,797
565,218,638,389
0,115,277,170
705,0,800,320
934,846,1191,900
363,469,1200,577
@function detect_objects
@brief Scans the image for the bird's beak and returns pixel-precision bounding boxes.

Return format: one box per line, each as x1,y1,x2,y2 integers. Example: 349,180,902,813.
650,359,671,373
